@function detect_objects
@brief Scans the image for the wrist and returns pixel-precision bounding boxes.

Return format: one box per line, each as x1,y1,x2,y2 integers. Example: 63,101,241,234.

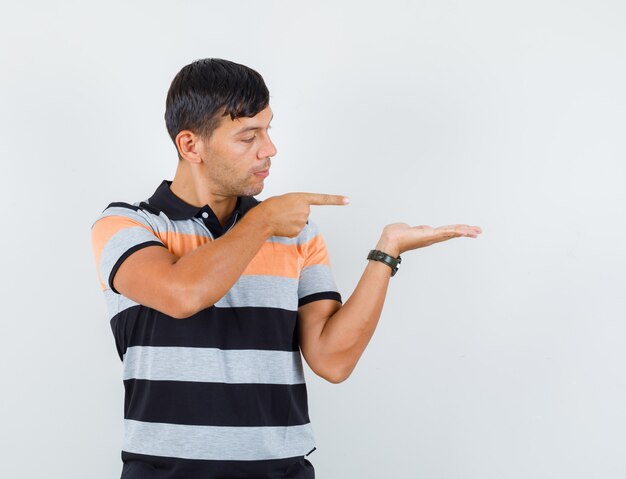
374,237,400,258
245,205,274,239
367,249,402,276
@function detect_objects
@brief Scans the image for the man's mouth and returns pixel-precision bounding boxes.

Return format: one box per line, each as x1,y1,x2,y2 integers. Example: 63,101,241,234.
253,169,270,178
253,160,271,178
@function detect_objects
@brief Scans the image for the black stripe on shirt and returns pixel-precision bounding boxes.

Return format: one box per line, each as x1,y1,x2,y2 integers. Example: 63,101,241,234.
111,305,300,358
105,201,140,212
124,379,310,427
120,451,314,479
298,291,342,307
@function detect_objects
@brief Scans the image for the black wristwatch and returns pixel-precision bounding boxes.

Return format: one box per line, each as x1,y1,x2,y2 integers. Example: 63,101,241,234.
367,250,402,276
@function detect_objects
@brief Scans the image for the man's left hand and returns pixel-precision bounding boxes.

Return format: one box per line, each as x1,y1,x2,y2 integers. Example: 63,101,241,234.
375,223,483,257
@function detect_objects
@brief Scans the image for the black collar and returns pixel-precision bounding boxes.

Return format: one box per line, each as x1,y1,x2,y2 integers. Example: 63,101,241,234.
144,180,260,221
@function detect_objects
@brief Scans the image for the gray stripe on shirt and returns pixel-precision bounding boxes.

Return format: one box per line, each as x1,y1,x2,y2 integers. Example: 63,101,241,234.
123,346,305,384
298,264,338,299
100,206,211,237
216,275,299,310
100,226,164,289
123,419,316,461
104,289,139,316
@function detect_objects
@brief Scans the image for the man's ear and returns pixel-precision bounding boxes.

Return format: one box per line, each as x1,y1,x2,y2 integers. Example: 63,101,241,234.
176,130,204,164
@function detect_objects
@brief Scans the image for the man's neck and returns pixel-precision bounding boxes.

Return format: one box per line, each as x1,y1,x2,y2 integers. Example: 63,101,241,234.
170,162,238,226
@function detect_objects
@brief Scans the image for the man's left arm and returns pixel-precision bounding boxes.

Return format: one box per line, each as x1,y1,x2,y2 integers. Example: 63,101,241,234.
298,222,482,384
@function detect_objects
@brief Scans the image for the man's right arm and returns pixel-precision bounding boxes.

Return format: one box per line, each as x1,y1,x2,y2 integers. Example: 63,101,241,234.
110,192,348,319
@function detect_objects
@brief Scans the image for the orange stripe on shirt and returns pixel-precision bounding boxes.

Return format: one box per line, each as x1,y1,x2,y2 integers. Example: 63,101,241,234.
298,234,331,269
242,241,302,278
153,230,212,257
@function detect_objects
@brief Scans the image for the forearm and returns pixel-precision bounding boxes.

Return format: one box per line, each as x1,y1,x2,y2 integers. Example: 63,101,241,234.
317,240,398,379
172,211,272,315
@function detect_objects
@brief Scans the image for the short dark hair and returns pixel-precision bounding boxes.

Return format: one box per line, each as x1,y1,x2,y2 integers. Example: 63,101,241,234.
164,58,270,148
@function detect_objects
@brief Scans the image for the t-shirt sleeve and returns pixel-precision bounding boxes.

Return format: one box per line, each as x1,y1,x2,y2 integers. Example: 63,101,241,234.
91,203,166,294
297,220,342,307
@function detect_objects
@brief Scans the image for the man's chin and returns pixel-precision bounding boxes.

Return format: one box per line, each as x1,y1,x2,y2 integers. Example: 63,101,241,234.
241,183,265,197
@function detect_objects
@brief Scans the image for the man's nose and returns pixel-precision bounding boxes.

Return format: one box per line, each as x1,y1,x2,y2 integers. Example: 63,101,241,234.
258,136,277,159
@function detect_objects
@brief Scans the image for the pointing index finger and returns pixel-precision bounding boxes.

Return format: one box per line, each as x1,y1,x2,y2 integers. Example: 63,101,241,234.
304,193,350,206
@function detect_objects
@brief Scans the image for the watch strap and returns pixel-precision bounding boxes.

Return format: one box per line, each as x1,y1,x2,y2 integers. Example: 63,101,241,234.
367,249,402,276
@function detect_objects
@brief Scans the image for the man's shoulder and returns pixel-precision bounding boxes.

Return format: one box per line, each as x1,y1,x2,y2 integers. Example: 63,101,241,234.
102,201,142,212
91,198,157,230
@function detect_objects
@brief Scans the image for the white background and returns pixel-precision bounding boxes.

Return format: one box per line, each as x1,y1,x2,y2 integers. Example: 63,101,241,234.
1,1,625,478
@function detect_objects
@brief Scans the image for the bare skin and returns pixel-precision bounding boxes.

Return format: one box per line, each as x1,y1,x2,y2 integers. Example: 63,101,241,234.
113,105,482,383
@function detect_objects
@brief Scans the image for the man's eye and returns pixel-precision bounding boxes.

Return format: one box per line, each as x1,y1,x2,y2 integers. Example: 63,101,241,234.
242,136,255,143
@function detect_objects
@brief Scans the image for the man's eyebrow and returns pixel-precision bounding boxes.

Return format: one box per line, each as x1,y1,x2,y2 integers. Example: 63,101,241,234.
236,126,262,134
234,114,273,134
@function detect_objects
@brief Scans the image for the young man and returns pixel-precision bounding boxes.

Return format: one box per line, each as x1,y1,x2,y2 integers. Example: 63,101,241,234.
91,58,482,479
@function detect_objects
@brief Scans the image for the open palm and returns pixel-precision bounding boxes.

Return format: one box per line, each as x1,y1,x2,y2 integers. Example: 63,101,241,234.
382,223,483,254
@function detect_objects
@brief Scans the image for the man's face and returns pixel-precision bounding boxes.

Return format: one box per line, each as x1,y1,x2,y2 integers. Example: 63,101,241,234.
198,106,276,197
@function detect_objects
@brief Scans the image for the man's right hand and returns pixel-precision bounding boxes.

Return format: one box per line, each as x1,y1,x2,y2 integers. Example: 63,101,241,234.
252,192,350,238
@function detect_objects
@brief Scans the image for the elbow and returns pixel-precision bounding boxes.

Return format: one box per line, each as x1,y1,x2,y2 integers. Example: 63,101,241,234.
171,296,220,319
307,351,357,384
160,297,197,319
165,282,213,319
324,372,350,384
168,304,196,320
316,364,353,384
172,293,216,319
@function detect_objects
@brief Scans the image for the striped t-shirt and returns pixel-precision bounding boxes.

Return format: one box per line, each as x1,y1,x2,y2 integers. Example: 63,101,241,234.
91,180,341,478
